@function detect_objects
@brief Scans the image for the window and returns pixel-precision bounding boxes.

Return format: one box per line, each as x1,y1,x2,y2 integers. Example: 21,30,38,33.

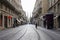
54,6,56,12
9,10,11,14
9,0,10,1
52,0,54,5
5,6,7,11
0,3,2,9
11,10,12,14
8,8,10,13
3,5,5,10
58,3,60,13
54,0,56,3
48,0,52,7
0,3,1,8
7,8,9,12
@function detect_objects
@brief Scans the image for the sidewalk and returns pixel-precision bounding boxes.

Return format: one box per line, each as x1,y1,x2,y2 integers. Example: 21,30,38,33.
51,29,60,34
0,24,25,32
37,26,60,34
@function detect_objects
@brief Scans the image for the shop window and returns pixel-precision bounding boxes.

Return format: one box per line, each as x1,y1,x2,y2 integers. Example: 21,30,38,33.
4,16,7,28
0,15,2,26
9,19,10,25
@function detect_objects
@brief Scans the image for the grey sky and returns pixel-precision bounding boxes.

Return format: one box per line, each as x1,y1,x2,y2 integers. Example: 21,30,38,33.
21,0,36,18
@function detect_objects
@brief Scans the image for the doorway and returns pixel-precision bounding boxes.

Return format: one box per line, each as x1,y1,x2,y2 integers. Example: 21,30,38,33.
58,16,60,28
4,16,8,28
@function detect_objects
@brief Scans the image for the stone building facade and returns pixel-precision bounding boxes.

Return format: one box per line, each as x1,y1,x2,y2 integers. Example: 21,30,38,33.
32,0,42,26
48,0,60,29
0,0,23,30
32,0,60,29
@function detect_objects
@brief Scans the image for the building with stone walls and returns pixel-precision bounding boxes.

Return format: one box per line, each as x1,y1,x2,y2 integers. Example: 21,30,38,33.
47,0,60,30
32,0,42,26
0,0,23,30
32,0,60,29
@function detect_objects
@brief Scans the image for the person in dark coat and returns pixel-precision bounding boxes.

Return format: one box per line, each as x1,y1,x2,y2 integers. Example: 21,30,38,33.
43,20,46,28
35,23,37,29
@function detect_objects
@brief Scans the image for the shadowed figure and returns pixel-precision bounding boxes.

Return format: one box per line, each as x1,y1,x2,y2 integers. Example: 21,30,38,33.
35,23,37,29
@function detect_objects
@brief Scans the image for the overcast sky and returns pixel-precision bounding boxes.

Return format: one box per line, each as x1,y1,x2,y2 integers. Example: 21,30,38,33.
21,0,36,18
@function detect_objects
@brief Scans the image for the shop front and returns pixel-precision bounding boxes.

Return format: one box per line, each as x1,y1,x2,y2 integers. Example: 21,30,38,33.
45,14,54,29
43,13,54,29
0,14,3,29
57,16,60,28
0,13,13,30
8,15,12,28
4,16,8,28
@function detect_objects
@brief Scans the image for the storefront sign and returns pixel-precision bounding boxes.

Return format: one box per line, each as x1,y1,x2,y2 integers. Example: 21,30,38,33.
8,16,12,19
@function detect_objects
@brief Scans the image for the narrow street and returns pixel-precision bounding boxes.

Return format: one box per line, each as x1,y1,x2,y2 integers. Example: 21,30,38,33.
0,24,60,40
0,0,60,40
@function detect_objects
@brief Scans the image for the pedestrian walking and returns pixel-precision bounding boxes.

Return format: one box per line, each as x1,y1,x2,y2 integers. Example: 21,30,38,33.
35,23,37,29
43,20,46,28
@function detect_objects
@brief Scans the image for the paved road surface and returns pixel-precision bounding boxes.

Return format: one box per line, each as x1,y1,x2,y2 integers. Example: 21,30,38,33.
0,24,60,40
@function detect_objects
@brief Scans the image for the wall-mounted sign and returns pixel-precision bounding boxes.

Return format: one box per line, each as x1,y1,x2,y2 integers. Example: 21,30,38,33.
8,16,12,19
